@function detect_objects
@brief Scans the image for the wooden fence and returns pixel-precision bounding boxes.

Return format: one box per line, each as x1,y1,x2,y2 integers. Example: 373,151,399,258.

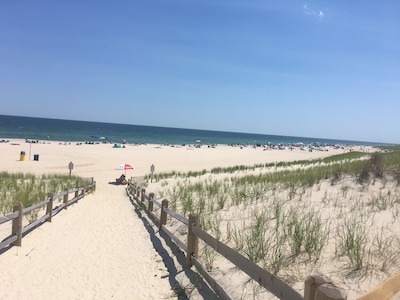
126,183,350,300
357,272,400,300
0,180,96,251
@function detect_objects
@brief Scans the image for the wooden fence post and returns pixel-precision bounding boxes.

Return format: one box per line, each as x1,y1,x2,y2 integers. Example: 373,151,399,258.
132,186,136,200
75,189,79,201
148,193,154,212
305,275,331,300
131,185,135,200
141,188,145,202
46,193,54,222
136,186,140,199
11,202,23,247
63,189,69,210
160,199,168,229
79,188,85,202
304,275,346,300
186,213,199,267
315,284,347,300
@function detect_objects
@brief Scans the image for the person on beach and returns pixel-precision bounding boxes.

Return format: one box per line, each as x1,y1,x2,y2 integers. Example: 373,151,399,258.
116,174,126,184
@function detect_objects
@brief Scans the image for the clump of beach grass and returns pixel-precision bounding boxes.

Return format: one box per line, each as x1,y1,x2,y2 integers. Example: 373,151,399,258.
148,147,400,297
0,172,92,218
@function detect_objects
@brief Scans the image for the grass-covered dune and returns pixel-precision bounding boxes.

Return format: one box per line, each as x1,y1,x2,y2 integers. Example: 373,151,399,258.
0,172,92,215
146,146,400,298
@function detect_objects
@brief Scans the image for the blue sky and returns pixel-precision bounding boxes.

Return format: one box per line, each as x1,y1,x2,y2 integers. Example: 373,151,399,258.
1,1,399,144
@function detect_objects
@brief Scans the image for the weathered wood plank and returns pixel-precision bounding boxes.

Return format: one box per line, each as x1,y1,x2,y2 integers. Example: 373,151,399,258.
53,191,68,201
0,211,19,225
192,225,303,300
163,207,188,225
159,199,168,228
85,183,95,191
22,214,49,233
52,203,66,216
11,202,23,247
315,284,347,300
357,272,400,300
23,198,49,214
147,193,155,211
68,196,79,205
46,193,54,222
68,193,84,206
186,214,199,267
63,189,69,210
151,198,162,208
305,275,332,300
192,256,233,300
162,225,187,252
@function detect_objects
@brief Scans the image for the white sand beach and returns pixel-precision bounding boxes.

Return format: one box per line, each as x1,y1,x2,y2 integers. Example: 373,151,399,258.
2,139,398,299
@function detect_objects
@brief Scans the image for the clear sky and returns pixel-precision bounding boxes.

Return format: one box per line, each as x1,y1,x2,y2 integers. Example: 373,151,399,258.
1,1,399,144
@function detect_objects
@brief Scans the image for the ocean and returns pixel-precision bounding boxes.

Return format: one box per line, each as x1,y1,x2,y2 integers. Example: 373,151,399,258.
0,115,384,146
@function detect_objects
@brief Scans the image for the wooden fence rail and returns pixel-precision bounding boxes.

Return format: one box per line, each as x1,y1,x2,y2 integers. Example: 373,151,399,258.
126,183,352,300
357,272,400,300
0,180,96,251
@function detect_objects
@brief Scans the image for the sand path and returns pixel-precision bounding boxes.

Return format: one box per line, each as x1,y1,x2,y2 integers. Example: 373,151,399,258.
0,182,174,299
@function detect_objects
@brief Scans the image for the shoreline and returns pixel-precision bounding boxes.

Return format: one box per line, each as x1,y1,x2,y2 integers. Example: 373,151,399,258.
0,138,374,178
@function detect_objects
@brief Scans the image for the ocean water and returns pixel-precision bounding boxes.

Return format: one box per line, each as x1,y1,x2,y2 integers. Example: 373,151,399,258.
0,115,383,146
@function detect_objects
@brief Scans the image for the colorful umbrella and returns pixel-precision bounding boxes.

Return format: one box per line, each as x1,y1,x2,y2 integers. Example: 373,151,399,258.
115,163,134,174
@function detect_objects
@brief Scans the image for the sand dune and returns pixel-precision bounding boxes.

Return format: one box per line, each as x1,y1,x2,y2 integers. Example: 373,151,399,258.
1,139,384,299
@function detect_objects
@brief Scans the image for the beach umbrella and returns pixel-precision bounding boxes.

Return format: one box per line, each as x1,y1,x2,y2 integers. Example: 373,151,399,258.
115,163,134,174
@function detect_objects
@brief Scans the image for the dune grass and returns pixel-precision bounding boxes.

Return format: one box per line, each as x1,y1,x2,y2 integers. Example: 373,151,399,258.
0,172,92,215
151,147,400,293
146,151,370,182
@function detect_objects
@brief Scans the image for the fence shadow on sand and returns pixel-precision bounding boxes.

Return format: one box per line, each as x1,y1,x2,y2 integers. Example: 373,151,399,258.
127,191,217,300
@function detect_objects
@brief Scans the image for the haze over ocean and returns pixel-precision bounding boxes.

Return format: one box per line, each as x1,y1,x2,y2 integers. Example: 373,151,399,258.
0,115,390,146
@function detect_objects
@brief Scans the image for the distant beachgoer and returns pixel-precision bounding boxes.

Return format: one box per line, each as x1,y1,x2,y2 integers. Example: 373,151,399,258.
116,174,126,184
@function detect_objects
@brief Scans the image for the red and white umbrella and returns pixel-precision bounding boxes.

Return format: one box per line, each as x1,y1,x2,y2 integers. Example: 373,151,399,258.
115,163,134,174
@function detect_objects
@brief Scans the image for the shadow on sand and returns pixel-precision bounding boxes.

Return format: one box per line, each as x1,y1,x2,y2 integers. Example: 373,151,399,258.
126,190,217,300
